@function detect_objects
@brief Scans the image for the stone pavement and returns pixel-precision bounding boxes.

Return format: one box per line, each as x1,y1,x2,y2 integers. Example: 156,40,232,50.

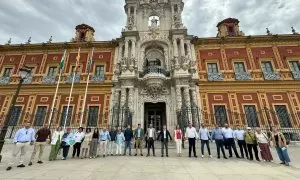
0,142,299,180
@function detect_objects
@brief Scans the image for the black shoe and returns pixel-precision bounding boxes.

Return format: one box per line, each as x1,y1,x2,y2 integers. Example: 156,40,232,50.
161,155,164,157
166,155,169,157
6,166,12,171
28,162,33,166
194,155,198,158
37,161,43,164
224,157,228,159
17,164,25,168
280,162,285,164
256,159,260,162
217,156,220,159
141,154,143,156
103,155,105,158
134,154,137,156
111,154,113,156
236,156,241,159
229,156,232,158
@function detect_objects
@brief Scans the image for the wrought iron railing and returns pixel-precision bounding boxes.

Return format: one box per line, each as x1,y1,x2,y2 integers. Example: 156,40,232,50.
91,75,105,83
42,75,56,84
139,66,170,77
23,76,33,84
292,71,300,80
263,71,280,80
65,75,80,83
207,72,223,81
235,72,251,80
0,76,10,85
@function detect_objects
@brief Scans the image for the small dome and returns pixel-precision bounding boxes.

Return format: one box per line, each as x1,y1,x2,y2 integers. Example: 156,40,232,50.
75,24,95,32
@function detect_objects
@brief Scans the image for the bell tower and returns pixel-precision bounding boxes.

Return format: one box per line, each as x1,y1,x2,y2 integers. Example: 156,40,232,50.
124,0,185,32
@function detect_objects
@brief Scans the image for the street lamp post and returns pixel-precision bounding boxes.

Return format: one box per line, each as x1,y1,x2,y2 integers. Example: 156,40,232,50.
0,67,32,162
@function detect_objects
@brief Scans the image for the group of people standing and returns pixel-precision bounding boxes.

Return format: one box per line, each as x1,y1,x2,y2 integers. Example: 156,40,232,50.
5,122,291,171
185,123,291,166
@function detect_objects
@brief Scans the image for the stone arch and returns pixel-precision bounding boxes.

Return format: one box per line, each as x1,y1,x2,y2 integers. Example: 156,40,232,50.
139,40,170,71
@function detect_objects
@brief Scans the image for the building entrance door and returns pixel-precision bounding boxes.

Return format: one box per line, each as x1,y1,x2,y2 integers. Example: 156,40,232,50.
144,102,166,131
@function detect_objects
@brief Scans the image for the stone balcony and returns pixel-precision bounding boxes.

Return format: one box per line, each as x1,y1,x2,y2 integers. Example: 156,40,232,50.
207,72,223,81
263,71,280,80
42,75,56,84
0,77,10,85
65,75,80,84
23,76,33,84
235,72,251,80
139,67,170,78
292,71,300,80
91,75,105,83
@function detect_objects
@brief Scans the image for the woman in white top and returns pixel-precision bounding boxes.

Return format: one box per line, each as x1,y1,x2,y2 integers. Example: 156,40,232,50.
49,127,64,161
255,128,273,162
174,125,183,156
80,128,92,159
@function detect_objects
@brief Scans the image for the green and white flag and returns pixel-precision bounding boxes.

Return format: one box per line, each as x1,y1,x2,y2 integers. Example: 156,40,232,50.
59,50,67,72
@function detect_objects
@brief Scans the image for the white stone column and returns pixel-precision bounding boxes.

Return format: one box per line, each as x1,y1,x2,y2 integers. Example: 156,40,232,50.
176,86,182,111
180,38,185,57
134,7,137,25
190,86,198,126
127,7,130,26
119,88,127,128
187,42,192,59
124,40,129,58
131,40,136,66
173,38,179,66
184,87,192,123
112,89,120,127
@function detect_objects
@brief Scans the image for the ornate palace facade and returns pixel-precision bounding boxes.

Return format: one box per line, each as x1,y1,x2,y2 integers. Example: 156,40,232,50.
0,0,300,132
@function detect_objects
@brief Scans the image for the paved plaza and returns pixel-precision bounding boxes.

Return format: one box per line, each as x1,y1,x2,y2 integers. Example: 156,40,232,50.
0,142,299,180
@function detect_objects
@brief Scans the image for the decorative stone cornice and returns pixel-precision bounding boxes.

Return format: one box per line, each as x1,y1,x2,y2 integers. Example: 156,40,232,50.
194,34,300,47
0,41,117,52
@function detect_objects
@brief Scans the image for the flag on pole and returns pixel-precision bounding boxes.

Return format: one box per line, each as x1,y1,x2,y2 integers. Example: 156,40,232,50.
59,50,66,73
87,47,94,74
74,47,81,74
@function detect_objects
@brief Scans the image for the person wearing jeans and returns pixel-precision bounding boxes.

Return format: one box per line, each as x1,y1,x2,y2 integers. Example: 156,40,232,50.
108,127,117,156
61,128,75,160
271,127,291,166
29,124,51,166
89,128,99,158
123,125,133,156
72,127,85,158
211,124,227,159
199,123,211,158
99,127,110,157
115,129,125,155
174,125,183,156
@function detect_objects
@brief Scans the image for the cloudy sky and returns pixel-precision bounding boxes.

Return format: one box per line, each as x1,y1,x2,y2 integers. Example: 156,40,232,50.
0,0,299,44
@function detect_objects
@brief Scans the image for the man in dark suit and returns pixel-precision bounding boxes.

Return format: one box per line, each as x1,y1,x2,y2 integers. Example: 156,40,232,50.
157,125,172,157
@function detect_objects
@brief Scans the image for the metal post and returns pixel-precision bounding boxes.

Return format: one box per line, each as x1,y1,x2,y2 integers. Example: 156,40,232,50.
0,78,24,162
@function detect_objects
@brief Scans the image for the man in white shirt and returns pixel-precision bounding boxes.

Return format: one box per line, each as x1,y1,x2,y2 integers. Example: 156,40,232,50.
234,126,248,159
222,124,240,158
185,123,198,158
146,124,156,157
199,123,212,158
6,122,35,171
72,127,85,158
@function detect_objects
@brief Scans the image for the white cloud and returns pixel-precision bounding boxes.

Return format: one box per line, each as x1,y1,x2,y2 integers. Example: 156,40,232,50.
0,0,299,44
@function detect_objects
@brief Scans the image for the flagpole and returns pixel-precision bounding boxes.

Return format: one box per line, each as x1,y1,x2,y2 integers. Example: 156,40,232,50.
48,49,66,127
80,47,94,127
63,47,81,130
